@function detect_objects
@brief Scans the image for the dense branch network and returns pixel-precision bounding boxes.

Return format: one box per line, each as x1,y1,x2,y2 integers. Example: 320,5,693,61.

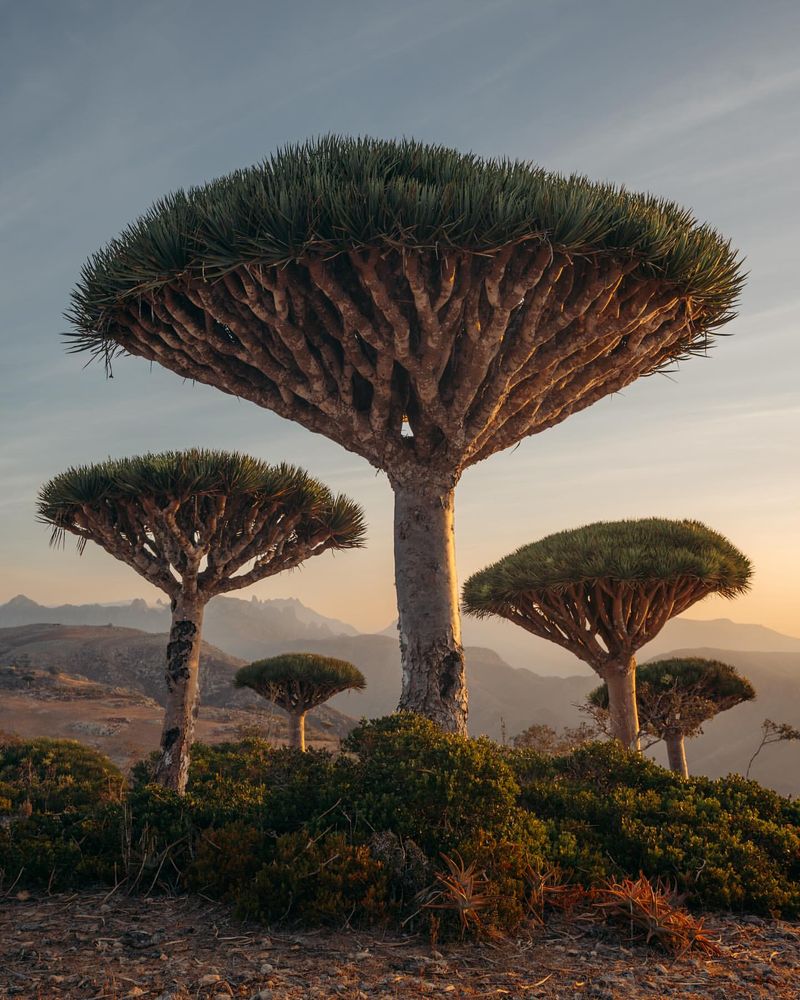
107,245,696,479
492,576,717,669
62,492,349,600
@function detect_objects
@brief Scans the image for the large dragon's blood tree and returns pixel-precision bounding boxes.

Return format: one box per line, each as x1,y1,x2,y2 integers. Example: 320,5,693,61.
66,136,743,734
37,449,365,792
588,657,755,777
462,519,752,748
234,653,366,751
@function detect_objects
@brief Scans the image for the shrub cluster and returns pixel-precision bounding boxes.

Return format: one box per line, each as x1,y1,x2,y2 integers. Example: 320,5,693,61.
2,722,799,937
511,741,800,915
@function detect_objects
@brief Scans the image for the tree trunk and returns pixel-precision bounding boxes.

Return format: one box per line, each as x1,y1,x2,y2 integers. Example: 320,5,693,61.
604,658,640,750
392,476,468,735
153,593,205,794
288,711,306,751
665,729,689,778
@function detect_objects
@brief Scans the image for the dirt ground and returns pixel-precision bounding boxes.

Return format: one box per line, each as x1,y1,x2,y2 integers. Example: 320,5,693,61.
0,690,338,772
1,889,798,1000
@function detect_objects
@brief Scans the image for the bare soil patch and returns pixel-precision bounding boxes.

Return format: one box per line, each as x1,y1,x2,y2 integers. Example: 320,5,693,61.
1,890,798,999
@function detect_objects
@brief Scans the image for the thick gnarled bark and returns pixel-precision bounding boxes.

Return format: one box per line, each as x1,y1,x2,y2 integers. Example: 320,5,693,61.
665,730,689,778
153,595,205,794
603,659,640,750
393,477,468,734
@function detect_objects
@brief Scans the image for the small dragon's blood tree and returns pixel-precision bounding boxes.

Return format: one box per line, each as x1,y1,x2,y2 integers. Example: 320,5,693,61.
234,653,366,750
462,519,752,748
66,136,744,734
37,449,365,792
588,657,755,776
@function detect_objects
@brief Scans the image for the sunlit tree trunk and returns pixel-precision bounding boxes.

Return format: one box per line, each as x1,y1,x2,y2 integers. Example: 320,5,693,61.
153,593,205,794
604,659,640,750
288,711,306,751
665,729,689,778
393,476,468,735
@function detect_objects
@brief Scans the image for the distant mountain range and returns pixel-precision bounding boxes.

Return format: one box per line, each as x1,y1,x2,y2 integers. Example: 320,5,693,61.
1,595,798,795
0,594,358,662
5,594,799,675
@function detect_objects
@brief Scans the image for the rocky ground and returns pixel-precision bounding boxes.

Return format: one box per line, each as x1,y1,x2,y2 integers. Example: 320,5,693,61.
1,890,798,999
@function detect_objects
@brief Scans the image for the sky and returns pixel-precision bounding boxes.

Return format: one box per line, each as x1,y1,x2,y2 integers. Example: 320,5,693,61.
1,0,799,636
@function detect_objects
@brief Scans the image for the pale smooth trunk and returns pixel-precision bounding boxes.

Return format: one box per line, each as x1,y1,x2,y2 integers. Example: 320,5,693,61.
289,712,306,751
604,660,640,750
393,478,468,734
154,594,205,794
665,730,689,778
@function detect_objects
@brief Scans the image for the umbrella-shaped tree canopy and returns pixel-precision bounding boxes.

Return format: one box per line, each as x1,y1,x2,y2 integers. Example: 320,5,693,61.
463,519,751,747
64,136,745,735
67,136,743,476
38,448,366,597
37,449,366,790
588,657,755,776
235,652,366,750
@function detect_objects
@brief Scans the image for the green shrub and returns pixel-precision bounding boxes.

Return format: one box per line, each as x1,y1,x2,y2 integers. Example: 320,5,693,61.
2,729,799,929
344,714,533,855
511,741,800,916
0,737,125,887
241,831,392,926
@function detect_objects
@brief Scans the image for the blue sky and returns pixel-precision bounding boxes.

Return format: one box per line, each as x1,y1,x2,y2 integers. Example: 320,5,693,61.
1,0,798,634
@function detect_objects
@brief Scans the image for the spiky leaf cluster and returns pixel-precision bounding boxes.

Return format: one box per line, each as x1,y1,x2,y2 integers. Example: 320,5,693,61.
462,519,752,613
589,657,755,738
68,135,743,353
234,652,366,712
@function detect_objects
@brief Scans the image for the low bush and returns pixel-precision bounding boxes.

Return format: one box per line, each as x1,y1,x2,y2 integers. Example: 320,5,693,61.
511,741,800,915
0,736,125,887
2,724,799,936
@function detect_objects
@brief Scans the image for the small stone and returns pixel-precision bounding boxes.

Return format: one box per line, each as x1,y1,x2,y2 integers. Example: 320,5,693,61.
259,962,274,974
250,991,272,1000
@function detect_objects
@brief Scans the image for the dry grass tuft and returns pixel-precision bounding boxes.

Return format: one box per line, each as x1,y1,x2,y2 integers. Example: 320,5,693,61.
584,875,722,956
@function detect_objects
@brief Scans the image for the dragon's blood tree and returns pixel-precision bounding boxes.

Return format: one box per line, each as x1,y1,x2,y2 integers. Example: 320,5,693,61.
462,519,751,748
588,657,755,776
66,137,744,734
234,653,366,751
37,449,365,792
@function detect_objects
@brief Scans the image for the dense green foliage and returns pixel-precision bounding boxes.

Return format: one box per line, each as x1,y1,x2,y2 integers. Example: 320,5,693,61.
511,742,800,913
68,136,743,361
37,448,366,552
0,737,124,884
234,653,366,706
2,724,799,933
462,518,752,609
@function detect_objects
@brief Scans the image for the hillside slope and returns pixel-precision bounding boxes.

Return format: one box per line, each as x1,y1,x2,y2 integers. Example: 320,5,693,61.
0,624,354,737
